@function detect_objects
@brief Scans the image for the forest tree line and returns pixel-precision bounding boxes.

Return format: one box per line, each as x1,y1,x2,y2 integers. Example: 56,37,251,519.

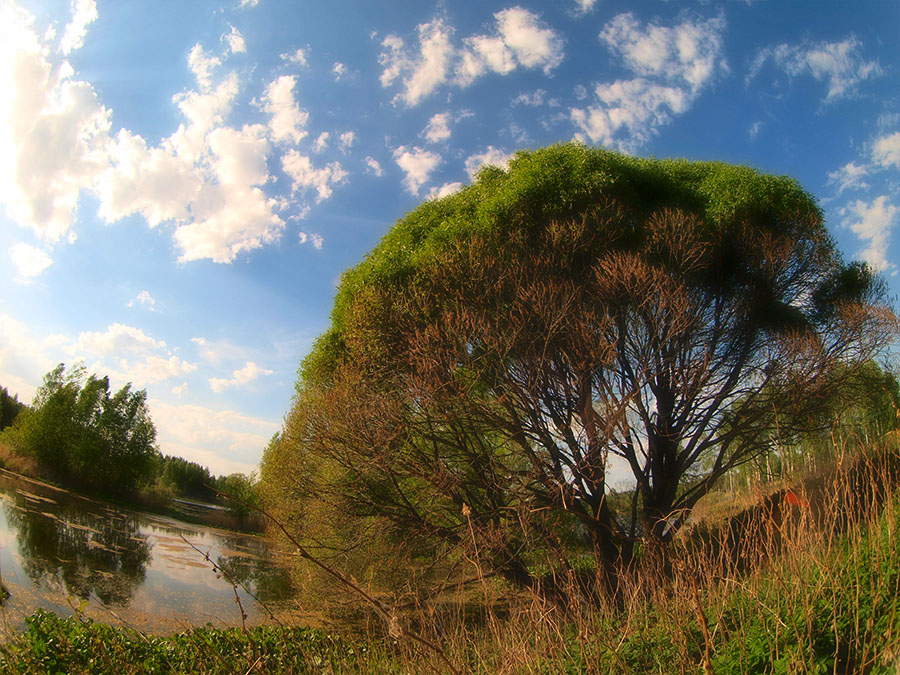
0,363,260,518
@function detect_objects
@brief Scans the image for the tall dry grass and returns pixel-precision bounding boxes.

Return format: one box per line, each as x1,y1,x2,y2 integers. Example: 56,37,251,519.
363,435,900,673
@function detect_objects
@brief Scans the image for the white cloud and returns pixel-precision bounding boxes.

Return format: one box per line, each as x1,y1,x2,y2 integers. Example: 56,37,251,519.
0,7,111,243
428,181,463,199
298,231,324,249
465,146,512,178
187,43,222,91
223,25,246,54
872,132,900,168
423,112,451,143
599,13,727,93
120,354,197,385
261,75,308,145
380,18,455,106
60,0,98,55
338,130,356,151
494,7,564,73
312,131,330,153
9,243,52,282
512,89,547,106
842,196,898,274
0,313,59,403
748,37,881,103
209,361,274,392
365,156,383,176
282,150,348,202
281,47,308,66
127,290,157,309
67,323,166,357
240,0,259,7
571,13,726,151
571,79,688,150
827,162,869,194
381,9,563,106
149,399,278,476
332,62,346,80
574,0,599,15
748,120,762,140
393,145,441,195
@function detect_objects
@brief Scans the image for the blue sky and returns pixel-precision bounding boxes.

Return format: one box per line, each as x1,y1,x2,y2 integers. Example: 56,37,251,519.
1,0,898,476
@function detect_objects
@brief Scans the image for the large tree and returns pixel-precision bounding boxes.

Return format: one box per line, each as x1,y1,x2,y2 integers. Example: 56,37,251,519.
2,364,158,494
263,143,897,604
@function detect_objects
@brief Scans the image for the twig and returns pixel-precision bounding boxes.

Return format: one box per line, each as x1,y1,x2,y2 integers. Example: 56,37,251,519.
210,484,462,675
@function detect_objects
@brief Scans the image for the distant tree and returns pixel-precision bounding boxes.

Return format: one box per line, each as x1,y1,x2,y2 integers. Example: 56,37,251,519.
161,455,216,501
1,364,158,494
263,143,898,605
0,386,25,431
216,472,261,517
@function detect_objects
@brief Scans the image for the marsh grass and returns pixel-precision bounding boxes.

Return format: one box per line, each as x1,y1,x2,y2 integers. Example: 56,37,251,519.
2,436,899,673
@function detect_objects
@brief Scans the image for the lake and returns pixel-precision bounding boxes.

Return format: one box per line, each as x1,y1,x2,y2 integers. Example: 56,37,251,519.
0,470,299,636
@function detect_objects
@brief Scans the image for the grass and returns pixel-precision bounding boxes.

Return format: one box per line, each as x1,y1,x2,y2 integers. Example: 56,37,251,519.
2,438,899,673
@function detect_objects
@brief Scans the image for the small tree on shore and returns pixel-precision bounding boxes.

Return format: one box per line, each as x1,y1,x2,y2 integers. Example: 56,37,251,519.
263,143,898,605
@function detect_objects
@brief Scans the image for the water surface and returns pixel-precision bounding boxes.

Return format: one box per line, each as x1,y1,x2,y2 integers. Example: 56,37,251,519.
0,470,297,635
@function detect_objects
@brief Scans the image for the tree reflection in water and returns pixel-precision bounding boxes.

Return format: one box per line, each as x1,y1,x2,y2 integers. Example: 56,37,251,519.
215,533,294,605
3,484,151,606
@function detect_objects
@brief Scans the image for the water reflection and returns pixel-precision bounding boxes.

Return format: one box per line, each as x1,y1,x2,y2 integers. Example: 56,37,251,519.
3,491,151,605
0,471,295,633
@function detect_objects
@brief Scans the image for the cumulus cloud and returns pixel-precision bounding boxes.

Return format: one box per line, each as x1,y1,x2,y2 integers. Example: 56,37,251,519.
127,290,157,309
365,156,383,176
332,62,346,80
312,131,330,153
223,25,246,54
280,47,308,66
571,13,726,151
187,43,222,91
209,360,274,392
60,0,98,55
465,146,512,178
428,181,463,199
842,196,898,274
393,145,441,195
261,75,308,144
298,231,324,249
380,9,563,106
282,150,348,202
512,89,547,106
338,130,356,151
149,399,278,475
827,162,870,194
872,132,900,168
574,0,599,15
67,323,166,356
748,36,881,104
9,243,52,282
0,6,112,242
423,112,451,143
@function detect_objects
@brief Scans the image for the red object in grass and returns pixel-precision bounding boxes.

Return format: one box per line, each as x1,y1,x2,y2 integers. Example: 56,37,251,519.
782,489,809,508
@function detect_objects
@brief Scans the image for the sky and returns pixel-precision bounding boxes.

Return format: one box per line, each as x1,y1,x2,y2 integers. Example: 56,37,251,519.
1,0,898,477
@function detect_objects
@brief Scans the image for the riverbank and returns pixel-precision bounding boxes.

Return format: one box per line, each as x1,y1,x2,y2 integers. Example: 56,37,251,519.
2,442,898,672
0,464,264,535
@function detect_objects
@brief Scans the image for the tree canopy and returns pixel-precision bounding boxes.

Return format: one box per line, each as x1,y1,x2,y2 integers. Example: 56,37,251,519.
263,143,898,605
1,364,158,494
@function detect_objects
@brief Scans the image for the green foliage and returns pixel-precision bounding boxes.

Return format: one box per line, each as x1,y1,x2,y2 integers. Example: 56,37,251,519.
271,141,896,607
306,142,823,381
0,364,158,495
0,610,383,674
0,385,25,431
160,454,217,501
215,471,262,517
